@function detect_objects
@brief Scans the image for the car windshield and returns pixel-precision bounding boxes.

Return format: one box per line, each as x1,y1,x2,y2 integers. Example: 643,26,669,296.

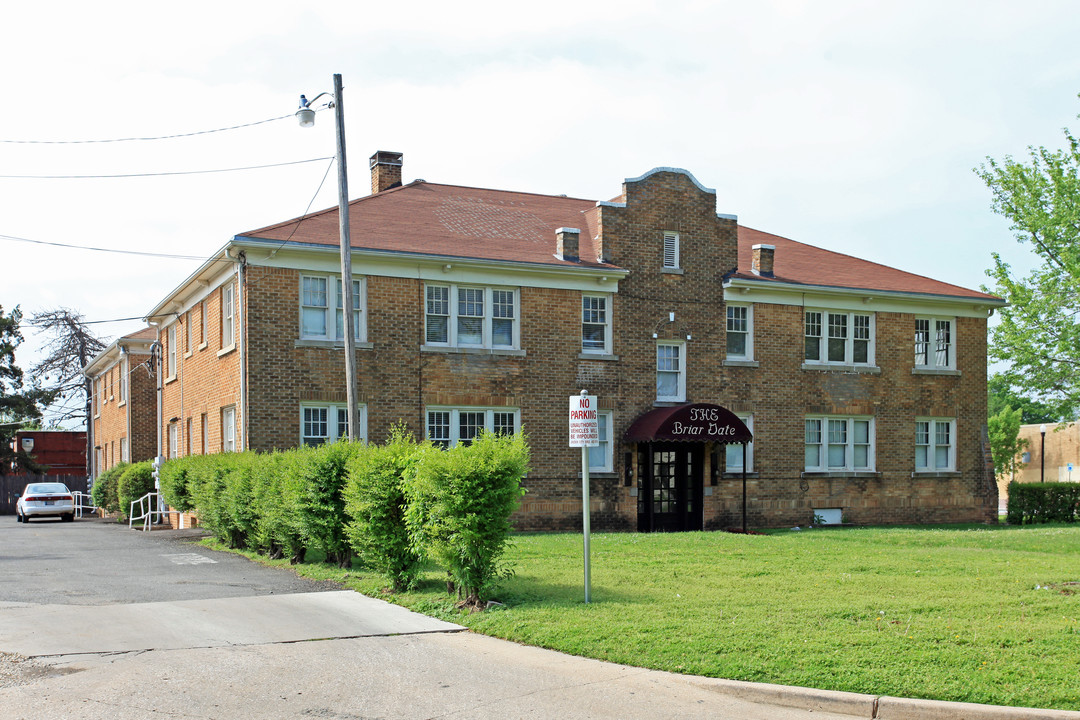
25,483,70,494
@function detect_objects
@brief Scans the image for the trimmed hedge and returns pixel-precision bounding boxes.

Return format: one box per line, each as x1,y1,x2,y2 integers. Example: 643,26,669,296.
158,431,530,606
91,461,129,513
1007,482,1080,524
117,461,155,520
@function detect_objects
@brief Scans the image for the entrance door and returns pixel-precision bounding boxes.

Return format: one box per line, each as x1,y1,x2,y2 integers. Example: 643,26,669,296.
637,443,703,532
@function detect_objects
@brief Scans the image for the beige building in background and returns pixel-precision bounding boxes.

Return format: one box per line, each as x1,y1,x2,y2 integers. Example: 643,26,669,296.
1014,422,1080,485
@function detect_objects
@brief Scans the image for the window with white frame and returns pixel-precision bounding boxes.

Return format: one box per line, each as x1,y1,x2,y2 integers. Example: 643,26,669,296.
200,413,208,455
301,403,366,446
426,407,519,448
119,359,127,403
300,275,364,341
424,284,518,349
200,301,208,346
726,304,752,360
168,423,178,459
656,342,686,402
120,437,128,463
914,317,955,370
221,283,235,349
805,416,874,471
805,310,873,365
663,231,680,269
582,294,612,354
916,418,955,471
167,325,177,378
588,411,613,472
725,414,754,472
221,406,236,452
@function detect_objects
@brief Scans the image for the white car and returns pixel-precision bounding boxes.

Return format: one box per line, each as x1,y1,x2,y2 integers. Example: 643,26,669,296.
16,482,75,523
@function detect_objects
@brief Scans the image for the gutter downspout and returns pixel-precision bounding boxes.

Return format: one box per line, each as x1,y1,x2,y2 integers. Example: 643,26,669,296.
237,250,247,452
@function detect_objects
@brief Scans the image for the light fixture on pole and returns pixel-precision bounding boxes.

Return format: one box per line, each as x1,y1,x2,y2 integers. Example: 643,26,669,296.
297,74,359,440
1040,424,1047,483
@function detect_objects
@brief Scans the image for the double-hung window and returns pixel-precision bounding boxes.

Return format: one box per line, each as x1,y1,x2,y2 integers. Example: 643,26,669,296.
914,317,955,370
916,418,955,471
588,411,613,472
656,342,686,402
725,414,754,472
426,407,519,448
119,360,127,404
582,294,612,354
222,406,236,453
424,284,518,349
301,403,366,446
805,416,874,472
168,423,178,459
166,325,177,378
300,275,364,341
221,283,235,349
805,310,873,366
663,231,680,269
726,304,752,360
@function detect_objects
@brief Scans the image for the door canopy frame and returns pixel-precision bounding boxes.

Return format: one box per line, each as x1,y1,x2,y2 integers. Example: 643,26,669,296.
623,403,752,445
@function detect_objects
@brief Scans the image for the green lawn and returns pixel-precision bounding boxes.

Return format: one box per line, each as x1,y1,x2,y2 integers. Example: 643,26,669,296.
205,525,1080,711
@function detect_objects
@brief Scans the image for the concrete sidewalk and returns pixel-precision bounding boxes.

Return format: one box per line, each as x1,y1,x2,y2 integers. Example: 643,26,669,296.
1,590,1077,719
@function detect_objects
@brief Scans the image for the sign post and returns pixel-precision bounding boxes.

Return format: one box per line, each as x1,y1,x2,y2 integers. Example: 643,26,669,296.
569,389,599,603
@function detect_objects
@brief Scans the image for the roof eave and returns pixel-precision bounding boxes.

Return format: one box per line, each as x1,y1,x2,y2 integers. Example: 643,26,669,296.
723,276,1005,307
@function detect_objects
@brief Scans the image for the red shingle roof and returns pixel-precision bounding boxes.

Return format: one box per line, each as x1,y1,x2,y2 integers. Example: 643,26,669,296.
241,182,613,269
735,227,998,301
240,180,998,301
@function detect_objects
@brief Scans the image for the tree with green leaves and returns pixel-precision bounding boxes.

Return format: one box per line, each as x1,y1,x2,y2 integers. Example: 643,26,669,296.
977,104,1080,418
988,373,1060,424
0,305,55,474
988,406,1028,483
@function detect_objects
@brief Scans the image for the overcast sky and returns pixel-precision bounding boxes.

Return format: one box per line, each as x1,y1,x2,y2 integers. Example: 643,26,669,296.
4,1,1079,425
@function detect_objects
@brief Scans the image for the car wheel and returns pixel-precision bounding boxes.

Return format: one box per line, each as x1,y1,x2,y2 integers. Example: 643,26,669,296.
62,513,74,522
15,511,21,523
21,513,31,524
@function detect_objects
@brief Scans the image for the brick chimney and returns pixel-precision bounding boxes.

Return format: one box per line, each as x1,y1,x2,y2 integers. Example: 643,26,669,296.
752,244,775,277
556,227,580,262
369,151,403,194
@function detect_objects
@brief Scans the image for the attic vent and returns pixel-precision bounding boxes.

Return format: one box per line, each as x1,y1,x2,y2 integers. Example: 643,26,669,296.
663,231,680,269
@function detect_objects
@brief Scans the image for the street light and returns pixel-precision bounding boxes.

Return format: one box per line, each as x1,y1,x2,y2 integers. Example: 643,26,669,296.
1040,424,1047,483
297,74,359,440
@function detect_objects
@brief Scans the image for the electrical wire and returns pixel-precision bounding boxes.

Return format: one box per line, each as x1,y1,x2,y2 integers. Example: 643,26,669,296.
0,156,334,180
0,111,320,144
0,233,212,260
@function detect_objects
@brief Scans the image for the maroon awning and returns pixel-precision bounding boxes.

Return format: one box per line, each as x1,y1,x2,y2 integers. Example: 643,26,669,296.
622,403,752,444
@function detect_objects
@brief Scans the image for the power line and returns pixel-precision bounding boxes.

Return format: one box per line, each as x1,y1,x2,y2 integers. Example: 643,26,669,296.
0,156,334,180
25,315,157,327
0,111,319,144
0,233,212,260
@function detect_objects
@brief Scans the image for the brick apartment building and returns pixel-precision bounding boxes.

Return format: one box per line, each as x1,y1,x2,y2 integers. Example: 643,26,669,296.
142,152,1004,530
84,327,158,475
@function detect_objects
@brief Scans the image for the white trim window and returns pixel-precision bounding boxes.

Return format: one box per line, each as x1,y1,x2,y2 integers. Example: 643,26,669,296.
221,406,236,453
426,407,519,448
916,418,955,471
221,282,235,349
726,304,753,360
424,284,518,349
663,231,680,269
300,274,365,341
120,436,129,463
588,411,613,472
301,403,367,446
582,294,612,354
805,416,874,471
656,342,686,402
725,414,754,472
168,423,178,459
915,317,955,370
200,301,208,346
119,359,127,404
805,310,874,365
166,325,177,378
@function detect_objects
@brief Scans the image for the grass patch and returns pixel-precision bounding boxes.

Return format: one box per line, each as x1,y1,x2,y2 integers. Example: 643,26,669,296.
200,524,1080,711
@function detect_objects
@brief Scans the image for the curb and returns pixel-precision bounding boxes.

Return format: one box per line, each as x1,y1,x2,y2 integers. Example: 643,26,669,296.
691,677,1080,719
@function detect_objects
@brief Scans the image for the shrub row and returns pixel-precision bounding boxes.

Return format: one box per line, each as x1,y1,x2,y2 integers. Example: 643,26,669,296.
1006,482,1080,524
159,429,529,605
90,461,155,519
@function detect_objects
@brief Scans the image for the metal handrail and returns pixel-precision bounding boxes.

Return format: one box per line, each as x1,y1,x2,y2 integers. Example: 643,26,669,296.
72,491,97,519
129,492,166,531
